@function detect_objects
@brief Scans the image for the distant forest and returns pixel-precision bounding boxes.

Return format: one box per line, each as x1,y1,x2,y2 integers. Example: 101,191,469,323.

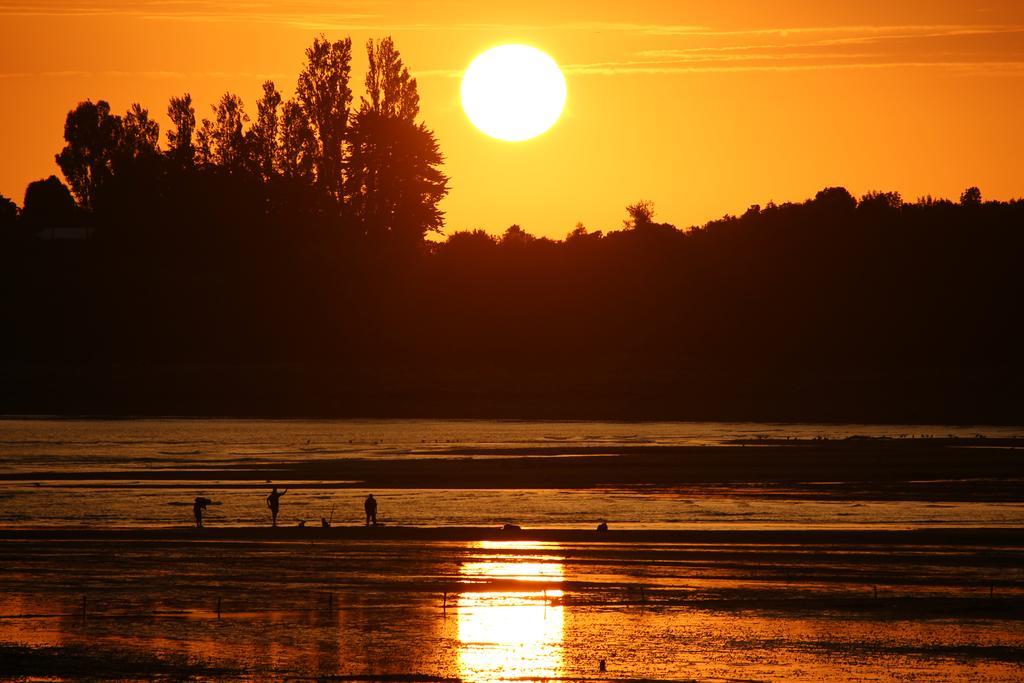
1,36,1022,422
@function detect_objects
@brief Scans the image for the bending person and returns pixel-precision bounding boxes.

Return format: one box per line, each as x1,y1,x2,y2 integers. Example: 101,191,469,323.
193,496,212,528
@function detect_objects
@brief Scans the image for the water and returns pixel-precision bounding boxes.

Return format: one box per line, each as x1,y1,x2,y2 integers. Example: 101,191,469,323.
1,419,1023,530
1,538,1022,681
3,418,1021,473
2,419,1023,680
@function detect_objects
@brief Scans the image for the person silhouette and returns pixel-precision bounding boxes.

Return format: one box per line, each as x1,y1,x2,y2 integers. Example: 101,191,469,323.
193,496,211,528
266,487,288,527
364,493,378,526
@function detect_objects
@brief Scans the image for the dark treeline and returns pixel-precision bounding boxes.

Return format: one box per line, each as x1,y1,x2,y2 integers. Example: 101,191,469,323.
1,38,1022,421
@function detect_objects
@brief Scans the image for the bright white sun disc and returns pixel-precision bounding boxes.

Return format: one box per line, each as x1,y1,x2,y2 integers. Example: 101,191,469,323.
461,45,567,142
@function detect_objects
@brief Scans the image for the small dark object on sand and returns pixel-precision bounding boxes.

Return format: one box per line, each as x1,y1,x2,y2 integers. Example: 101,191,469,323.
297,520,305,528
599,658,607,672
321,517,330,528
502,523,522,531
597,522,608,532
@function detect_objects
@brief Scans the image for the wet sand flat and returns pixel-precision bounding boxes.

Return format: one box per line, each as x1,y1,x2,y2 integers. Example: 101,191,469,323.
3,525,1024,546
3,428,1023,531
1,531,1023,681
6,439,1024,492
1,420,1023,680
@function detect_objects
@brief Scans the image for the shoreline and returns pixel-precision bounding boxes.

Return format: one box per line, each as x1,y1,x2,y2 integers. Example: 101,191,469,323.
0,411,1019,429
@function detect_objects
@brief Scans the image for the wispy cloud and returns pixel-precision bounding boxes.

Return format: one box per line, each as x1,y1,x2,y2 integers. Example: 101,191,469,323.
561,60,1024,76
0,69,288,80
421,59,1024,79
374,20,1024,78
630,23,1021,38
592,23,1024,75
635,26,1024,56
2,2,1021,48
0,1,689,32
3,3,1023,78
0,1,379,28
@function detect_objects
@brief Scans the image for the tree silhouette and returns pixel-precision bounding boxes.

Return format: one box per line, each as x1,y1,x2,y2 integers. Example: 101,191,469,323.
442,229,498,252
21,176,78,229
813,186,857,212
45,35,447,245
121,104,160,161
565,222,603,246
296,35,352,200
1,173,1023,421
859,191,903,211
11,32,1024,422
363,37,420,119
166,93,196,166
623,200,656,229
54,100,163,222
278,100,316,183
0,194,17,231
346,38,447,245
55,100,122,210
249,81,282,180
500,224,535,246
197,93,249,170
961,186,982,206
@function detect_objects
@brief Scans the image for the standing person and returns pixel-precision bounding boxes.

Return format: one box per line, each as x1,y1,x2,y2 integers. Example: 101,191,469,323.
364,493,378,527
193,497,211,528
267,487,288,527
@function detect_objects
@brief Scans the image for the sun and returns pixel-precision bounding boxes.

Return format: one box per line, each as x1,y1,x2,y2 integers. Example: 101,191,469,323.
461,45,567,142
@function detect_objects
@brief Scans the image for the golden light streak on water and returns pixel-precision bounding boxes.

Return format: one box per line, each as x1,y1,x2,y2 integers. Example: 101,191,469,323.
457,541,565,681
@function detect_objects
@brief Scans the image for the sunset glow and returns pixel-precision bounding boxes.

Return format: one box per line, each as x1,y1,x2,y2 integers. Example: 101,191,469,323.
0,2,1022,680
2,2,1023,235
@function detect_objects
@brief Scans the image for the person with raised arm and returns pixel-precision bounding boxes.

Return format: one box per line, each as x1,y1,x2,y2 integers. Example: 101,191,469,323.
266,486,288,527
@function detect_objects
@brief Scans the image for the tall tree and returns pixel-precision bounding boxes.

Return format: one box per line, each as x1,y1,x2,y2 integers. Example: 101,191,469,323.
346,37,448,245
55,100,123,209
363,36,419,120
295,35,352,199
166,93,196,165
278,100,316,183
249,81,282,180
120,103,160,162
346,115,447,244
196,93,249,170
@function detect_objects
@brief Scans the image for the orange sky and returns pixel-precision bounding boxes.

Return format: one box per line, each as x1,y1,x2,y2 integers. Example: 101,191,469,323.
1,1,1023,237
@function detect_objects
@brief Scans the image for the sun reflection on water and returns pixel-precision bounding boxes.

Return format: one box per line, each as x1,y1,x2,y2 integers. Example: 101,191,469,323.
457,542,565,681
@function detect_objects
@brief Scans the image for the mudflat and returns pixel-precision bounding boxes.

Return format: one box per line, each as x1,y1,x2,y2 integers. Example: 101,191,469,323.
1,421,1023,680
1,531,1023,681
3,525,1024,546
